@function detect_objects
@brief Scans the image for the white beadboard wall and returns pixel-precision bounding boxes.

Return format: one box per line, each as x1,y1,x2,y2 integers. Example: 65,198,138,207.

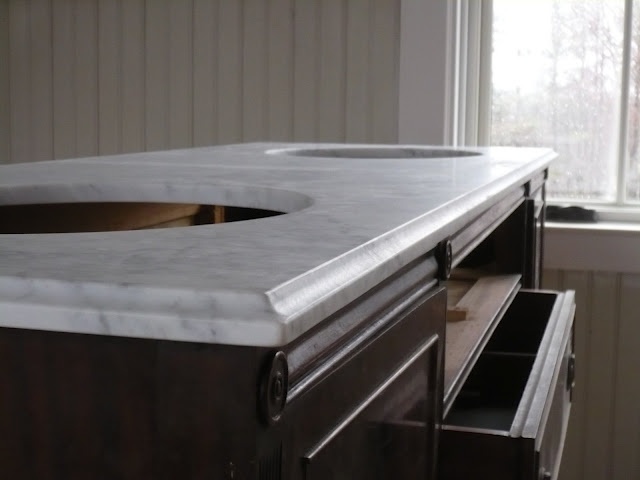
544,269,640,480
0,0,400,164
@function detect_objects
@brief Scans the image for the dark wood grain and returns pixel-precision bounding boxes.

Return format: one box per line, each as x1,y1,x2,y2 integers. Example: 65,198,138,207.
0,329,156,479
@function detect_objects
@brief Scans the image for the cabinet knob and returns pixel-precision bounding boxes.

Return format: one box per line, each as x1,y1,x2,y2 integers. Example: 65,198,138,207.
259,351,289,425
541,470,552,480
436,239,453,280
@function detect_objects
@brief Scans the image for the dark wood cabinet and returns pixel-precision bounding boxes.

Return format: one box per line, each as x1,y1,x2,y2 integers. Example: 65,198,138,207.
0,257,447,480
0,168,573,479
272,261,447,480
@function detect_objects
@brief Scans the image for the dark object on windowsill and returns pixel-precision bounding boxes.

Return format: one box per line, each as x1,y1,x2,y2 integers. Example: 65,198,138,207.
546,205,598,223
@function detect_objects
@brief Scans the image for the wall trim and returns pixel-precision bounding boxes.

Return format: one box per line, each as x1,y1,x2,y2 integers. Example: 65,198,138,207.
544,222,640,273
398,0,456,145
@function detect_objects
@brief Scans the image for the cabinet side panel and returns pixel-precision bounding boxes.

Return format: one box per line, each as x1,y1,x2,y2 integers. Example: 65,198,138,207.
155,342,260,480
0,329,156,478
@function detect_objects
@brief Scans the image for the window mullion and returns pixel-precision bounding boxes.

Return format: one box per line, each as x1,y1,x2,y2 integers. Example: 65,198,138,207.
476,0,493,146
617,0,634,205
453,0,492,147
457,1,469,146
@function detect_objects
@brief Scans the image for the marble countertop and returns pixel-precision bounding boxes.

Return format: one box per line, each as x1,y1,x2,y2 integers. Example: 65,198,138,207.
0,143,556,346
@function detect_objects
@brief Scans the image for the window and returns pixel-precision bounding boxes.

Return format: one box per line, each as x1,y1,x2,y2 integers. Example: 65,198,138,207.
462,0,640,212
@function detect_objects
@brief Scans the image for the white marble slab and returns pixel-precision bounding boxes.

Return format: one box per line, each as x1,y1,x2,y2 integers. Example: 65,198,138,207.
0,143,556,346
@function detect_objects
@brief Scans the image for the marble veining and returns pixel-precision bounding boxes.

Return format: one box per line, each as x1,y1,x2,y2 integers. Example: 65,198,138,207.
0,143,556,346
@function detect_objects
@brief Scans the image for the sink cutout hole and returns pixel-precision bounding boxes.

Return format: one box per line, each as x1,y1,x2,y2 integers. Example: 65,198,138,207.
269,147,481,159
0,203,283,234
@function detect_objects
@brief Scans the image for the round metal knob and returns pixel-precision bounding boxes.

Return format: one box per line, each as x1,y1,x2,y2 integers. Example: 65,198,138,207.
259,351,289,425
436,239,453,280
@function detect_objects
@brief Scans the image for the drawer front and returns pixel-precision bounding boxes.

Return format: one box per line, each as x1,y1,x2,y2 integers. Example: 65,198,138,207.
536,319,574,480
303,336,440,480
439,289,575,480
274,286,446,480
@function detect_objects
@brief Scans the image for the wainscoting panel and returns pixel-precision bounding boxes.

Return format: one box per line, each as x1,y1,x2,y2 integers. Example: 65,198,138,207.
544,270,640,480
0,0,401,164
0,0,10,164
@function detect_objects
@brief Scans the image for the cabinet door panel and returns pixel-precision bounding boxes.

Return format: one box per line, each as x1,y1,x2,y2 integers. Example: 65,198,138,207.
303,335,440,480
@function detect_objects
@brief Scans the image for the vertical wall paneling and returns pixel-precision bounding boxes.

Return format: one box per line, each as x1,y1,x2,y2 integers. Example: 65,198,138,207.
75,0,99,157
541,269,561,290
544,269,640,480
318,1,346,142
292,0,318,140
145,0,170,150
98,0,121,155
52,0,76,159
168,0,193,149
30,0,53,162
0,0,8,163
9,0,31,163
193,0,218,146
242,0,267,141
120,0,144,153
216,0,243,144
4,0,403,157
370,0,399,143
582,273,618,480
267,0,294,141
612,274,640,479
345,0,371,142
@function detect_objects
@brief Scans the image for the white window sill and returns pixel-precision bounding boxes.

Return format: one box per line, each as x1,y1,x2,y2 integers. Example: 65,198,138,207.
544,221,640,273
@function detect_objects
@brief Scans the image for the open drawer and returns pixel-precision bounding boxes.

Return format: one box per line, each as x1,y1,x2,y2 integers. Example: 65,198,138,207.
439,289,575,480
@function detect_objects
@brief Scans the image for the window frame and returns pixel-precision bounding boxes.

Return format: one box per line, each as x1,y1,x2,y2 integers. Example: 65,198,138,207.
454,0,640,222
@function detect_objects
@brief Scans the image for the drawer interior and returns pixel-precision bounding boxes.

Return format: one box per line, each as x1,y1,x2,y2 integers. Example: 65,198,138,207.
484,291,558,354
445,353,534,430
443,274,521,412
445,291,559,431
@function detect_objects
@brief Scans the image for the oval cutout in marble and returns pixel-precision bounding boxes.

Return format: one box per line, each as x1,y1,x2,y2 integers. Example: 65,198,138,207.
0,203,289,234
268,147,481,159
0,183,313,234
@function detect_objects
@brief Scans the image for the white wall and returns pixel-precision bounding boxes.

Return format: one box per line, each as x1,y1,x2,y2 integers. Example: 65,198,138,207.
0,0,9,163
544,268,640,480
544,225,640,480
398,0,454,144
0,0,404,164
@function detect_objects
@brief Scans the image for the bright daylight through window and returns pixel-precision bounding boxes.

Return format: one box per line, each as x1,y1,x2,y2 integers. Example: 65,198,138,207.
491,0,640,205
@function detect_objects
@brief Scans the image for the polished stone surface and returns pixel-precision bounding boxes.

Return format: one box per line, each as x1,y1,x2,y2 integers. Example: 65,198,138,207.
0,143,555,346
